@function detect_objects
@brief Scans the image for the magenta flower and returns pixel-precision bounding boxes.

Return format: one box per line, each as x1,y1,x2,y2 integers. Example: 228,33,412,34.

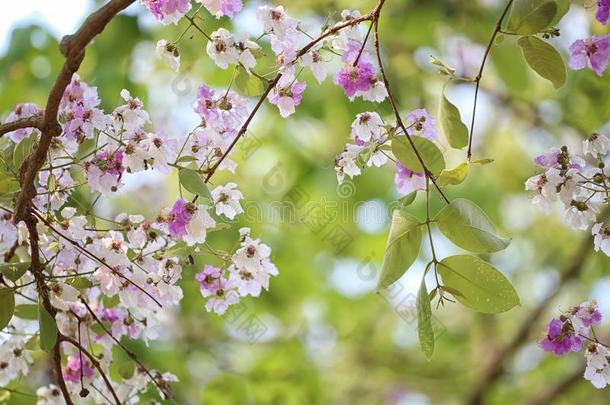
539,318,583,356
394,162,426,195
195,265,223,294
142,0,191,24
63,354,95,383
569,35,610,76
597,0,610,24
168,199,195,238
200,0,243,19
334,60,375,98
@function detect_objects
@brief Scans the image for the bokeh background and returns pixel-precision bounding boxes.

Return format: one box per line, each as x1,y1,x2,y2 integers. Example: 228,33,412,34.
1,0,609,404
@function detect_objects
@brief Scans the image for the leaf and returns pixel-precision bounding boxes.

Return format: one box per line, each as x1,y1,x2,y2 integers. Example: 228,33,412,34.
438,255,520,313
518,36,566,89
510,0,557,34
0,261,30,282
38,303,57,351
471,158,494,165
439,86,469,149
68,277,93,289
398,192,417,208
391,136,445,176
549,0,569,26
178,168,212,200
434,198,510,253
0,289,15,330
437,163,469,186
377,210,423,290
14,304,38,320
0,172,19,195
417,278,434,360
118,361,136,379
12,135,36,171
235,66,265,97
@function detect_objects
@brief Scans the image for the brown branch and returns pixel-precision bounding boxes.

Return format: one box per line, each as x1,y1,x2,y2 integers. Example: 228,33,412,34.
467,0,514,160
371,4,450,204
467,208,609,405
0,117,43,138
13,0,135,224
60,334,121,405
204,1,385,183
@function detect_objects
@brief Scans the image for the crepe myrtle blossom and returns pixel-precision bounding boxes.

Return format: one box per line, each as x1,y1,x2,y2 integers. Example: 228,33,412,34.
112,89,151,137
36,384,65,405
4,102,42,143
0,336,32,386
565,198,599,231
406,108,437,139
63,354,95,384
161,199,216,245
569,35,610,76
585,343,610,388
194,84,249,133
256,5,298,40
592,223,610,256
583,133,610,156
335,143,364,184
268,78,307,118
156,39,180,71
200,0,243,19
351,112,384,142
196,265,240,314
300,47,328,84
395,162,426,195
211,182,244,219
141,0,191,24
524,168,563,212
539,317,583,355
569,300,603,334
59,74,108,142
84,150,125,195
206,28,260,71
597,0,610,24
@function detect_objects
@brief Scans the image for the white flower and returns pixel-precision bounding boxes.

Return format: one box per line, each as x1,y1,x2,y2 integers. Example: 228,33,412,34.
156,39,180,72
300,49,327,84
184,205,216,246
524,168,563,212
36,384,65,405
583,133,610,156
207,28,240,69
212,182,244,219
351,112,384,142
49,282,81,311
256,5,298,40
367,149,388,167
564,199,598,230
335,143,364,184
361,81,388,103
584,343,610,389
592,222,610,256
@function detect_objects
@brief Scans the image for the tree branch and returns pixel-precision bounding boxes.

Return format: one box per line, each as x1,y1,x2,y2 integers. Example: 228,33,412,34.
0,117,43,138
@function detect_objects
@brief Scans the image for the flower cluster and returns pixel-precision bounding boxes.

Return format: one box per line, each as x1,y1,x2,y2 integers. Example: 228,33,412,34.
334,108,437,196
525,133,610,256
539,300,609,388
568,2,610,76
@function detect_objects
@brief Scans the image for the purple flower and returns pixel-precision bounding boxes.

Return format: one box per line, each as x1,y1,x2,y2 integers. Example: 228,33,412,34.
334,60,375,98
143,0,191,24
200,0,243,19
569,35,610,76
597,0,610,24
168,199,195,238
63,354,95,383
539,318,583,356
406,108,437,139
268,81,307,118
394,162,426,195
196,265,223,293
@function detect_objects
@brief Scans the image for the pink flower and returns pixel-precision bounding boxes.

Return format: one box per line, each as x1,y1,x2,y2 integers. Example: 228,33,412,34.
394,162,426,195
142,0,191,24
198,0,242,19
4,103,43,143
569,36,610,76
334,60,376,99
168,199,195,238
195,265,223,296
406,108,437,139
85,150,125,195
597,0,610,24
539,318,583,356
63,354,95,383
268,81,307,118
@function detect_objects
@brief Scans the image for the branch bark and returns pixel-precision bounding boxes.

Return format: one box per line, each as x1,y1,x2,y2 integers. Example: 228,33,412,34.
0,117,43,138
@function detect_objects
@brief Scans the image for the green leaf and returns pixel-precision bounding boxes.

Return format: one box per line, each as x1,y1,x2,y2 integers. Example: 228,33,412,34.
509,0,557,34
68,277,93,289
38,303,57,351
0,172,19,195
391,136,445,176
435,198,510,253
398,192,417,208
12,135,36,171
518,36,566,89
0,261,30,282
377,210,423,290
439,86,469,149
235,66,265,97
0,289,15,330
549,0,569,26
417,278,434,360
178,168,212,200
14,304,38,320
118,361,136,379
437,163,469,186
471,158,494,165
438,255,520,313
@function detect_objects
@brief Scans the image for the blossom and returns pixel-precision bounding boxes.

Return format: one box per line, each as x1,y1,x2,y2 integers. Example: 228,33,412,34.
36,384,66,405
592,223,610,256
59,74,108,142
569,35,610,76
351,112,384,142
256,5,298,40
183,205,216,246
565,199,598,230
394,162,426,195
156,39,180,71
141,0,191,24
84,150,125,195
268,80,307,118
524,168,563,212
597,0,610,24
406,108,437,139
334,143,364,184
211,182,244,219
194,85,248,134
62,354,95,383
584,343,610,388
167,199,195,238
0,336,32,386
199,0,243,19
583,133,610,156
539,318,583,355
4,103,42,143
300,49,327,84
334,59,376,99
569,300,603,334
112,89,150,137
